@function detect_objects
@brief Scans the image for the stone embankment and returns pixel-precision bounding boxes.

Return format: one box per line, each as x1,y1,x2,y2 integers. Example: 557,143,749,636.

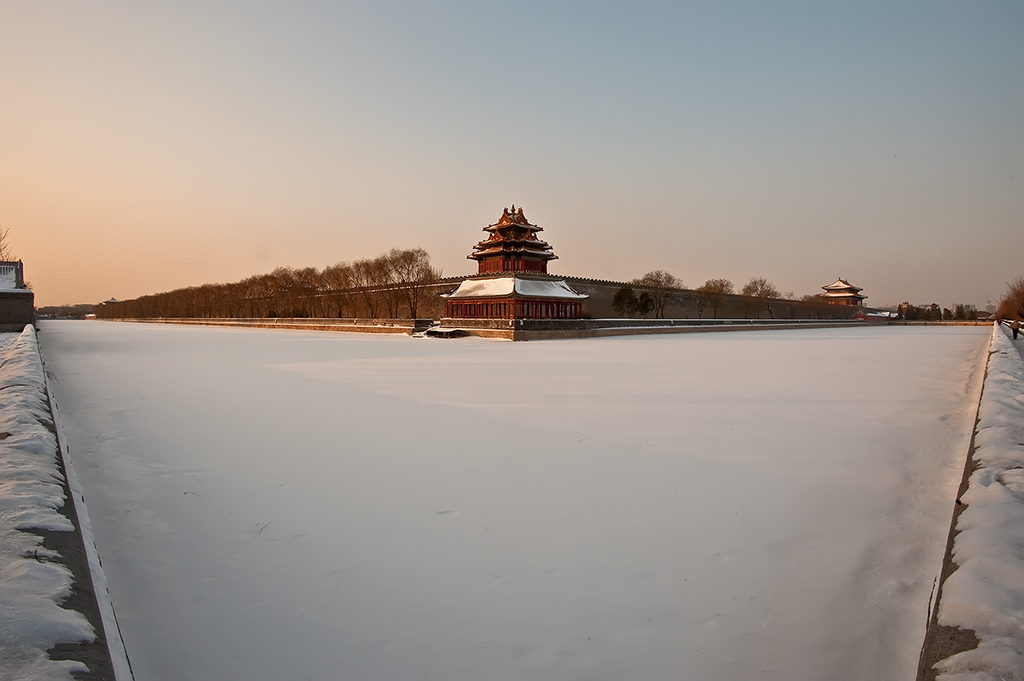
104,316,869,340
437,317,870,340
0,287,34,332
110,316,432,334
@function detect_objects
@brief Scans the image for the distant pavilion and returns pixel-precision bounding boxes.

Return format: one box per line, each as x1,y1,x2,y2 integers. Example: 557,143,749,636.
821,278,866,306
443,206,587,320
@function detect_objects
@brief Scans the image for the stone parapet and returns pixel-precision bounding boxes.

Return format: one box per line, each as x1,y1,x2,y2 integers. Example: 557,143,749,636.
109,317,433,334
0,289,35,331
101,316,868,340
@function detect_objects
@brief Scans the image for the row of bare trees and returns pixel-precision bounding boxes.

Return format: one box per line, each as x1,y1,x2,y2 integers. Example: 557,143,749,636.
701,277,842,319
96,248,442,320
692,278,734,318
694,276,787,319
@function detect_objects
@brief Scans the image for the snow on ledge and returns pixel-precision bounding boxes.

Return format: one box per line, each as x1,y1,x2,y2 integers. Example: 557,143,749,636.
443,276,587,300
935,324,1024,680
514,278,588,299
444,277,514,298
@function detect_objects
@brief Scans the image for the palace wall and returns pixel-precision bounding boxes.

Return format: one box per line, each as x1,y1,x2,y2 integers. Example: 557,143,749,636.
560,276,862,321
96,276,863,327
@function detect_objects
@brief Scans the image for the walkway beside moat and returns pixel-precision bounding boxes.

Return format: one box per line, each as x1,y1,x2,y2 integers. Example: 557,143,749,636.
0,326,131,680
918,323,1024,680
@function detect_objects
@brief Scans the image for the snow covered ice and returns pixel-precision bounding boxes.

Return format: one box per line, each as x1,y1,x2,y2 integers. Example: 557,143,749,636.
37,320,991,681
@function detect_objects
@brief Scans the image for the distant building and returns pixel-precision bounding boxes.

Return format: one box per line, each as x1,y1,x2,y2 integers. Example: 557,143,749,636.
0,260,33,330
443,207,587,320
821,278,866,307
0,261,25,290
35,304,96,319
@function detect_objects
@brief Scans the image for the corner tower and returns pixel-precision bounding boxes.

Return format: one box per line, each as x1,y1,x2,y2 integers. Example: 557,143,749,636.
469,205,558,274
443,207,587,321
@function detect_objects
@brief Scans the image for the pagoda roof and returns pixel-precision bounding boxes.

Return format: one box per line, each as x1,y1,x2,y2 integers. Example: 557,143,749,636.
822,278,863,293
471,245,556,258
442,275,587,300
469,206,558,262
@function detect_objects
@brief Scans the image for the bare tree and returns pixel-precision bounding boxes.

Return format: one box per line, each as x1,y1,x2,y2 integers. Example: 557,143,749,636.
695,278,734,319
741,277,780,319
95,244,442,321
740,276,779,299
389,248,441,318
801,294,830,319
376,251,402,318
631,270,682,319
0,225,15,262
293,267,325,317
243,274,275,317
322,262,355,318
267,267,297,317
351,258,383,318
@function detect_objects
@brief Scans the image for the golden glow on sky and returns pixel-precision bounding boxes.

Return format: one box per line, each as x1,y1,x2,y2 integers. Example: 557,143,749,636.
2,2,1022,308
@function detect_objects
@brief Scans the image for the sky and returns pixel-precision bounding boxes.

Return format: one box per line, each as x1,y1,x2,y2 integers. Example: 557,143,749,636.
2,1,1022,309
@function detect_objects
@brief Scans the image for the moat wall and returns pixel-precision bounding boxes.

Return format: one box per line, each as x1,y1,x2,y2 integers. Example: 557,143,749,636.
101,316,871,340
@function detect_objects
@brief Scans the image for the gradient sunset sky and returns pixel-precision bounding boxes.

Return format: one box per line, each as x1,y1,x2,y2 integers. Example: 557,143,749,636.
3,1,1022,309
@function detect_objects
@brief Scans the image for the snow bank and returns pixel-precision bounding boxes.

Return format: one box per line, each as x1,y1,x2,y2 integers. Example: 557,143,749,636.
444,276,514,298
0,326,93,680
936,325,1024,680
